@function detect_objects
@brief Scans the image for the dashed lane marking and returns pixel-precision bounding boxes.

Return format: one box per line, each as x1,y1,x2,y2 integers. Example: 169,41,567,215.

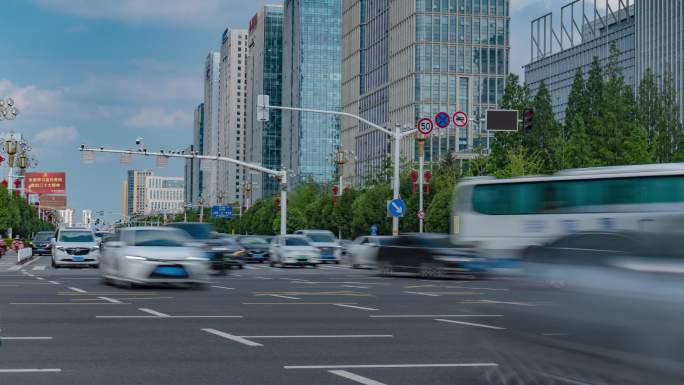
333,304,378,311
202,328,263,347
329,370,387,385
0,337,53,340
98,296,122,304
266,294,301,300
434,318,506,330
284,363,499,369
32,266,46,271
138,308,170,317
212,286,235,290
403,291,440,297
370,314,503,318
0,369,61,373
67,287,87,293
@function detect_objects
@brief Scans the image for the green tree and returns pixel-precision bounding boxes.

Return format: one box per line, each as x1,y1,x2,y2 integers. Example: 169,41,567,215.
657,70,683,162
527,81,561,172
637,68,661,151
563,68,593,168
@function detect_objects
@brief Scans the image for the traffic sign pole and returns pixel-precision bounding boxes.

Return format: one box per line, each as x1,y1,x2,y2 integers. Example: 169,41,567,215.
417,134,425,233
392,124,401,235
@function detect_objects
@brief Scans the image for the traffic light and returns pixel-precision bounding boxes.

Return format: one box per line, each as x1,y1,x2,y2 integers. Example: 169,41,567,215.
522,108,534,132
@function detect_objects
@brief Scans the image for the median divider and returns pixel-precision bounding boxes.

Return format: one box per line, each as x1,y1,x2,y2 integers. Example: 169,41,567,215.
17,248,33,264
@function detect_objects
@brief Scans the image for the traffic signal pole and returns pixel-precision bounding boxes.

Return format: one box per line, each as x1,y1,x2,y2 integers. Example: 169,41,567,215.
79,146,289,236
261,98,416,236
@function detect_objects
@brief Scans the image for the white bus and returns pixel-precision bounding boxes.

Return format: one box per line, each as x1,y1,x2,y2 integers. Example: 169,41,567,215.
452,164,684,258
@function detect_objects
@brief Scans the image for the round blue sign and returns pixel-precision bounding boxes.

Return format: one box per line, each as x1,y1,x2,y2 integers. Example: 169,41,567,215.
434,112,450,128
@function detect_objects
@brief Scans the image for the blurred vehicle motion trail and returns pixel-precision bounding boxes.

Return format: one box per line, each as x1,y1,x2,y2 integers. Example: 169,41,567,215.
450,164,684,384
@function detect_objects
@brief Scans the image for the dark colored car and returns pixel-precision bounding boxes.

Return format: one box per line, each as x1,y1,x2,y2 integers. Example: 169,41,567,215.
31,231,54,256
167,222,245,272
486,231,684,385
236,235,271,263
376,233,488,278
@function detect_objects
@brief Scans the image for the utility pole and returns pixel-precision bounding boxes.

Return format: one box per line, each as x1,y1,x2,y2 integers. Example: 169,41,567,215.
416,134,426,233
259,96,416,236
79,145,289,236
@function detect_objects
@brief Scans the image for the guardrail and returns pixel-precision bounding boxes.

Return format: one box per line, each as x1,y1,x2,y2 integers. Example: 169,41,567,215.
17,248,33,264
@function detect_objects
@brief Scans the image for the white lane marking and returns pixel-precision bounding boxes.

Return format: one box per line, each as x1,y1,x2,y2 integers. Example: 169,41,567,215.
202,328,263,347
537,371,595,385
255,276,273,280
212,285,235,290
33,266,46,271
8,265,21,271
333,304,378,311
138,308,170,317
0,369,62,373
268,294,301,300
542,333,568,336
0,337,53,340
466,299,535,306
342,285,369,289
47,281,60,285
329,370,387,385
25,273,35,277
98,296,122,304
67,287,87,293
20,256,44,268
435,318,506,330
403,291,440,297
95,315,243,319
370,314,503,318
285,363,499,369
35,277,45,281
11,302,126,305
242,335,392,339
243,265,258,270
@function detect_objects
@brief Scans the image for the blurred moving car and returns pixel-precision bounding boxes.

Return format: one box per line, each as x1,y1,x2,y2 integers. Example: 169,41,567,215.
294,230,342,263
348,235,394,269
376,233,488,278
485,230,684,385
31,231,54,256
51,228,100,268
94,231,114,244
167,222,245,273
236,235,271,263
100,227,210,288
269,235,320,268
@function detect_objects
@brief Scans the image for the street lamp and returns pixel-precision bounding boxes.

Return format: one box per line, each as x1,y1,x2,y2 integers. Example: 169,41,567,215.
259,96,416,236
3,137,17,168
0,98,19,121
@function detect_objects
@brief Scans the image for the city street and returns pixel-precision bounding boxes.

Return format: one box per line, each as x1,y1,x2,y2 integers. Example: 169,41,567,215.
3,254,668,385
0,255,546,385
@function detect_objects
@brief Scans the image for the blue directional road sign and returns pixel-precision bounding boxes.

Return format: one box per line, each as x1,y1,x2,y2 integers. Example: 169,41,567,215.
186,202,193,209
211,205,233,219
387,198,407,218
370,224,378,236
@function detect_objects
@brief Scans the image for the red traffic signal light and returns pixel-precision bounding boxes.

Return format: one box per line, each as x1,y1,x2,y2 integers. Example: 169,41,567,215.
523,108,534,132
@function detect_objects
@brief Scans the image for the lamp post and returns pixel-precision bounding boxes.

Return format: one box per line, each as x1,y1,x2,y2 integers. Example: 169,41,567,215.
80,144,289,236
259,97,416,236
416,134,426,233
3,136,18,193
17,150,28,198
0,98,19,121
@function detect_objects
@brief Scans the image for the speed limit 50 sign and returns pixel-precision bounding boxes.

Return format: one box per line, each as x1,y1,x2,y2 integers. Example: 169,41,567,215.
416,118,434,135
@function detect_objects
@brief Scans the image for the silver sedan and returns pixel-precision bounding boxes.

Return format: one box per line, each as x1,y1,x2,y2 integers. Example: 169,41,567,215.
100,227,210,288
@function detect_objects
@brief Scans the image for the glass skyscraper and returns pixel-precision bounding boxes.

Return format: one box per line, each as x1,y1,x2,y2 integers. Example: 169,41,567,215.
246,5,284,199
342,0,510,184
282,0,342,185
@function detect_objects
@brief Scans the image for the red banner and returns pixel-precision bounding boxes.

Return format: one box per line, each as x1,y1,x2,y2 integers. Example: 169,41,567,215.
25,172,66,195
39,195,67,210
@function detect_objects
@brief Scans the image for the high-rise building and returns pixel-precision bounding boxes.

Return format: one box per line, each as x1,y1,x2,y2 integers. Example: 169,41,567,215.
636,0,684,122
125,170,152,219
58,208,73,227
202,52,221,205
342,0,510,184
120,181,128,222
144,176,185,215
81,209,92,228
192,103,205,204
246,5,284,200
282,0,342,185
524,1,635,121
218,28,248,205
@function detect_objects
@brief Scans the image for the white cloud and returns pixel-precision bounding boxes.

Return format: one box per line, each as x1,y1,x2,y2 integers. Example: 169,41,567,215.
124,107,191,130
32,126,79,146
31,0,268,27
0,80,63,116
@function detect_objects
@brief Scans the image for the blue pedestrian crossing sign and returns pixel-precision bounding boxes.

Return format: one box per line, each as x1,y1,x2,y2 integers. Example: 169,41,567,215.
370,224,378,236
387,198,406,218
211,205,233,219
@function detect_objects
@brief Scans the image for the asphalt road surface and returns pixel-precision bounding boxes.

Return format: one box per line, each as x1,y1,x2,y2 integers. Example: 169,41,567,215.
0,254,678,385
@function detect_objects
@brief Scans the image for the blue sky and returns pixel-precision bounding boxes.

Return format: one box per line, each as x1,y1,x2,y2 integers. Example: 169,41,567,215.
0,0,558,224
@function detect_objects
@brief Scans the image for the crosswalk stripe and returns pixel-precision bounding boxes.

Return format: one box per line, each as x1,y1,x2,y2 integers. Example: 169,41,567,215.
33,266,46,271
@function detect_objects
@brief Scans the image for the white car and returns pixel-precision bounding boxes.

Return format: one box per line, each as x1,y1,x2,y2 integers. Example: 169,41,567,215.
269,235,320,268
51,228,100,268
294,230,342,263
100,227,210,288
348,236,394,269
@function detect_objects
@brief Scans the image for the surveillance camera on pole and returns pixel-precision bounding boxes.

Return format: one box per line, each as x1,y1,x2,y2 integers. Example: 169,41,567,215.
257,95,270,122
136,137,144,148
